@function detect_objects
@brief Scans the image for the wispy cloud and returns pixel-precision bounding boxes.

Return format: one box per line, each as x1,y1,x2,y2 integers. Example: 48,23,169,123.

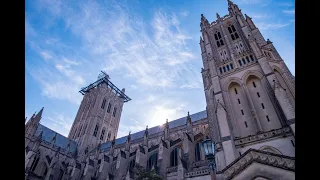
238,0,273,6
40,51,53,61
43,113,73,137
250,13,269,19
180,10,189,17
46,1,198,89
255,22,290,30
283,9,295,15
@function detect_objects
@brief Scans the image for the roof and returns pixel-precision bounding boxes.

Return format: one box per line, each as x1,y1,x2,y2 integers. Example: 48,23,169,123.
35,124,78,154
100,110,207,151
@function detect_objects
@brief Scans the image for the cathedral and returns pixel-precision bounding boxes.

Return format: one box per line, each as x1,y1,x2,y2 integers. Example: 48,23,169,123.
25,1,295,180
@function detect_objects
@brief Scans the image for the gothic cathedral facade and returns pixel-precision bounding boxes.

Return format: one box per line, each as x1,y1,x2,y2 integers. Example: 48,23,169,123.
25,1,295,180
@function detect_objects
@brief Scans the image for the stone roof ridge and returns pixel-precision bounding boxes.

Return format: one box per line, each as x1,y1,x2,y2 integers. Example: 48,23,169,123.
99,110,207,150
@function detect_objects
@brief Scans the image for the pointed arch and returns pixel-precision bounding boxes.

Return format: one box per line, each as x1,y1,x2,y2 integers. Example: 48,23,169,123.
222,77,243,91
241,70,264,84
271,65,282,74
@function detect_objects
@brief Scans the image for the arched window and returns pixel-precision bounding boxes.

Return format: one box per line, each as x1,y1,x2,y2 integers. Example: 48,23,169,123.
228,25,239,41
101,98,106,109
219,67,223,74
195,142,202,161
246,56,250,63
113,107,117,117
214,31,225,47
223,67,226,72
30,153,40,172
147,152,158,170
226,65,230,71
93,124,99,137
107,132,111,141
250,55,254,61
238,60,242,66
242,58,246,64
170,148,179,167
100,128,106,140
107,103,112,113
230,63,234,69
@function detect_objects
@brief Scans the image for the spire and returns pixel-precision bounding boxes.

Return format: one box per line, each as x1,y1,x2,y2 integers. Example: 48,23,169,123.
200,14,209,31
186,111,192,125
144,125,149,137
111,136,116,146
127,131,131,142
164,119,170,141
245,14,256,29
35,107,44,119
216,13,221,19
50,133,57,148
165,119,169,128
144,125,149,146
66,140,71,153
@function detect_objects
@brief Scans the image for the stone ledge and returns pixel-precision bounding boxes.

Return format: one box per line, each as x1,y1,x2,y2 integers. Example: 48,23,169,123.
185,168,210,178
216,148,295,180
234,127,291,146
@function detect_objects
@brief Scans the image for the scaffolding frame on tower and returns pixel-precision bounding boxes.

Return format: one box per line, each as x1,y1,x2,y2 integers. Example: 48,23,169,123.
79,71,131,102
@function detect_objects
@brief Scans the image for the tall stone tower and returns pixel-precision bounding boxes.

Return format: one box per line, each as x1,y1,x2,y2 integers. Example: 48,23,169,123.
200,0,295,170
68,71,131,156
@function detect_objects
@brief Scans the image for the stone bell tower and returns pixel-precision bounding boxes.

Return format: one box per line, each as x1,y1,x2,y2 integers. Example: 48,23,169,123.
200,0,295,170
68,71,131,155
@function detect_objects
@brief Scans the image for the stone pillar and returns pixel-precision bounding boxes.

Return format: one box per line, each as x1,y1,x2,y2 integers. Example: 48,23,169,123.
177,149,185,180
69,162,81,180
116,150,129,179
83,158,95,180
97,154,110,180
257,55,295,134
182,132,194,169
242,85,263,132
158,139,170,177
215,94,237,167
135,145,147,169
25,151,36,169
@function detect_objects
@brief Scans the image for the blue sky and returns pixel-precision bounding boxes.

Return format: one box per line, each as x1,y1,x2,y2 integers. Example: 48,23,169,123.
25,0,295,138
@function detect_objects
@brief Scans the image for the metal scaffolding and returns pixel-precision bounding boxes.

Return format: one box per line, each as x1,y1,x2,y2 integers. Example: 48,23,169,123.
79,71,131,102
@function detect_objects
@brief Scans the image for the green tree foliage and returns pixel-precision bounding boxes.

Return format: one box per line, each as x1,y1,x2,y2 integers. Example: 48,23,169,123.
133,164,163,180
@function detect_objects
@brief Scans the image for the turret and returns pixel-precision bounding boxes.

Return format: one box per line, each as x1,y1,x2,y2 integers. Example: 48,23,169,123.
25,107,44,137
200,14,210,32
143,126,149,146
245,14,256,30
125,131,131,151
